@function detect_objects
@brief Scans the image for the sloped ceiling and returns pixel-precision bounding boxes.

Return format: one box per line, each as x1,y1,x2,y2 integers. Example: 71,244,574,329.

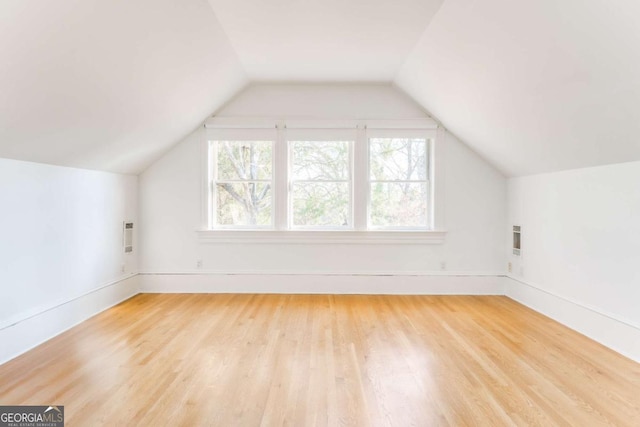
0,0,247,174
2,0,640,176
396,0,640,176
207,0,444,81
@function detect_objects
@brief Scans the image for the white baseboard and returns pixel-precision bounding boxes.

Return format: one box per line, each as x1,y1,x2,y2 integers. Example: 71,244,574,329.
139,273,506,295
0,274,140,365
5,273,638,367
505,276,640,363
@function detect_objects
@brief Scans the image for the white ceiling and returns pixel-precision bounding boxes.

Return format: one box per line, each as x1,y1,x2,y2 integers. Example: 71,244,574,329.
2,0,640,176
396,0,640,176
0,0,247,174
207,0,444,81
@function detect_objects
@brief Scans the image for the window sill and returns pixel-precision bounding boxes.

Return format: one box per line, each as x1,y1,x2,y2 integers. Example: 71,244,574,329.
196,230,447,245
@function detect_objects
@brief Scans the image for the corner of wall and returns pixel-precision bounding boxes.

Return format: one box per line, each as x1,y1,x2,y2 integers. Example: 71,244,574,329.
504,276,640,363
0,274,140,365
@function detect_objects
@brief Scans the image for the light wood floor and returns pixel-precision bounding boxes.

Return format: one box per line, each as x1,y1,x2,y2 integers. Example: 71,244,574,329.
1,294,639,426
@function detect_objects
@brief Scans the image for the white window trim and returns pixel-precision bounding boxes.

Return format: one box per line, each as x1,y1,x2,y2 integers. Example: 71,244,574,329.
209,138,276,229
288,138,354,230
196,229,446,245
199,118,447,244
366,131,433,230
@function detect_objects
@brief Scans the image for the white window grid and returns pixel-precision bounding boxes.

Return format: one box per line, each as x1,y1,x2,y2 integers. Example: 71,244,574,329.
287,139,354,230
366,135,432,230
206,125,437,232
210,139,276,229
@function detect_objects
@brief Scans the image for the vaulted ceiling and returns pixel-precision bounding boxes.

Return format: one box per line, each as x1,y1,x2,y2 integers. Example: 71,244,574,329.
2,0,639,176
0,0,247,174
396,0,640,176
207,0,444,81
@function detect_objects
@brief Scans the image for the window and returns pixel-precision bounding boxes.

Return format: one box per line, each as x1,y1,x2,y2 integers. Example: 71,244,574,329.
289,140,352,228
369,137,429,228
212,140,274,228
203,119,443,242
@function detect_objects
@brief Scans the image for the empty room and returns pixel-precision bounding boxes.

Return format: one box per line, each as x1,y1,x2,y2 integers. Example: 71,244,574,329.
1,0,639,425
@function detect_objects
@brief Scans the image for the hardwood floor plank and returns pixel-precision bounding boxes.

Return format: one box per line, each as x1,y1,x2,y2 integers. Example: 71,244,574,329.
0,294,639,426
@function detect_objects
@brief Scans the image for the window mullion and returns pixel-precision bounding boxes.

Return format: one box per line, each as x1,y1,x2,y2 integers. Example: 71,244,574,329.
289,179,350,183
274,124,288,230
210,141,217,228
216,179,273,183
353,124,368,230
369,180,429,183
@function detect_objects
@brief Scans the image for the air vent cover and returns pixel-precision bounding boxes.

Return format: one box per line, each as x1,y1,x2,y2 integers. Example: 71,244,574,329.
123,222,134,253
513,225,521,256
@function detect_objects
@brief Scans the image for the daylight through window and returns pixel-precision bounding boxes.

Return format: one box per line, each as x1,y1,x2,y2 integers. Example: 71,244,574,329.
369,137,429,228
290,140,352,228
208,124,436,232
213,140,274,227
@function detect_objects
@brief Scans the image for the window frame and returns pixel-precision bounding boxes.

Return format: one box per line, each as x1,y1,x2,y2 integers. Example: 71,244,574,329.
365,129,434,231
200,119,446,244
210,139,276,229
287,138,355,230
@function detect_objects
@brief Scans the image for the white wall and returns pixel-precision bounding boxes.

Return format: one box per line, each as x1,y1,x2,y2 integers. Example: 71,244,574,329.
395,0,640,177
506,161,640,361
0,158,139,363
0,0,248,174
217,84,434,119
139,84,506,289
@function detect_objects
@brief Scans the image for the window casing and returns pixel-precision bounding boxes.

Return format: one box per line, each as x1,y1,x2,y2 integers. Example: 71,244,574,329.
288,136,354,229
212,139,274,228
203,120,444,242
367,132,432,229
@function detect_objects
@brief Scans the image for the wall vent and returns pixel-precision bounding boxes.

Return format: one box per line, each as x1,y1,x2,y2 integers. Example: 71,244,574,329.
512,225,521,256
123,222,134,253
